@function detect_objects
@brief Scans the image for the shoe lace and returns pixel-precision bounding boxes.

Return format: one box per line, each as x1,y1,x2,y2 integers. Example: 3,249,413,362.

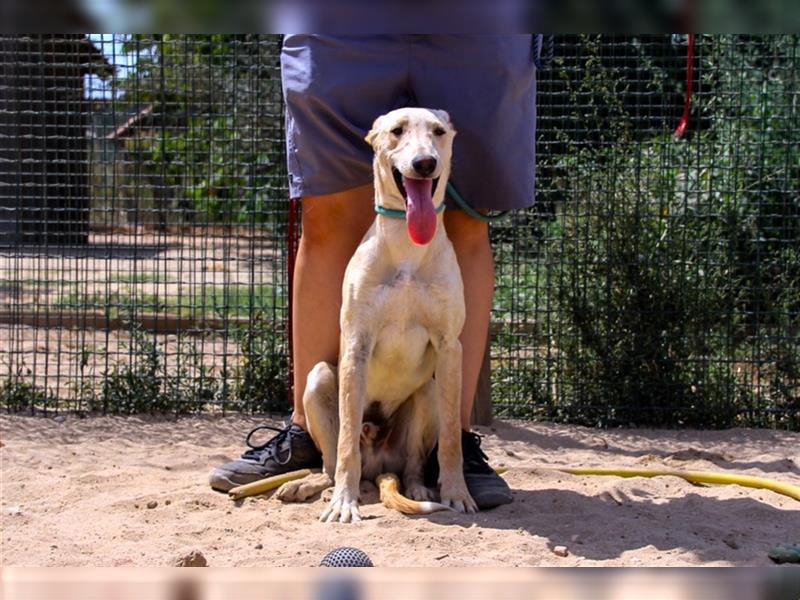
462,431,494,474
241,424,294,466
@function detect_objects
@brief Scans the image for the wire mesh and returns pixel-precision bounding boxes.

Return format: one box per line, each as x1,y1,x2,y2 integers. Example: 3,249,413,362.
491,34,799,428
0,34,798,428
1,35,290,415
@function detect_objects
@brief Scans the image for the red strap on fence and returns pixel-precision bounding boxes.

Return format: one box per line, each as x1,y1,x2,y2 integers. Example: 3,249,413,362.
674,33,695,139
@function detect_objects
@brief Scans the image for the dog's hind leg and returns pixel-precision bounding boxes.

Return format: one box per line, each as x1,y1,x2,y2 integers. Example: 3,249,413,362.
276,362,338,502
402,380,439,503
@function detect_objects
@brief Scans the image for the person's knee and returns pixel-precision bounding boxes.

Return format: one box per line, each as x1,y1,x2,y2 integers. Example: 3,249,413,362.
299,186,374,251
300,204,347,249
445,211,490,255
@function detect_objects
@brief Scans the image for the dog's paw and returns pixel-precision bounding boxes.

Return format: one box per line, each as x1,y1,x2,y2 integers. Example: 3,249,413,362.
440,482,478,514
320,486,361,523
405,481,435,502
276,473,332,503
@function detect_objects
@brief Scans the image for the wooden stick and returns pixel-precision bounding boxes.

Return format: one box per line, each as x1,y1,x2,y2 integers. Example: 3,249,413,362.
227,469,312,500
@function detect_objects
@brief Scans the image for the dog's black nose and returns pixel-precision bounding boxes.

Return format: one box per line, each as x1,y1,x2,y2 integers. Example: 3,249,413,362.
412,156,437,177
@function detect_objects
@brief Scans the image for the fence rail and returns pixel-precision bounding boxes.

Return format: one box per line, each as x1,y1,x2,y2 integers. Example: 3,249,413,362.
1,35,798,429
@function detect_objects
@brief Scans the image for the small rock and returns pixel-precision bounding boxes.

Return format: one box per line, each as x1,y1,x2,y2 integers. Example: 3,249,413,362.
134,504,140,509
164,465,172,471
552,545,569,557
505,449,517,457
254,543,263,550
570,534,582,544
54,415,66,424
165,499,172,506
173,550,207,567
146,501,158,509
7,506,22,516
722,534,739,550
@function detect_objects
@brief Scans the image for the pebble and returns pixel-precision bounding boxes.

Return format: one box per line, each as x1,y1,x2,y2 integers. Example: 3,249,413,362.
7,506,22,516
146,501,158,509
54,415,66,424
165,499,172,506
255,543,263,550
173,550,207,567
552,545,569,557
722,534,739,550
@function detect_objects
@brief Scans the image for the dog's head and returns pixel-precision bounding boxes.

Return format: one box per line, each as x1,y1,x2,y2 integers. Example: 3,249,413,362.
366,108,456,245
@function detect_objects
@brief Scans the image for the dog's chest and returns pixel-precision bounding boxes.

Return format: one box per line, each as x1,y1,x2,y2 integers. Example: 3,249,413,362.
365,264,459,403
378,264,450,318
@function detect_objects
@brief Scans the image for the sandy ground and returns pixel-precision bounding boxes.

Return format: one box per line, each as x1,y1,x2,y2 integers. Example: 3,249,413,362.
1,415,798,567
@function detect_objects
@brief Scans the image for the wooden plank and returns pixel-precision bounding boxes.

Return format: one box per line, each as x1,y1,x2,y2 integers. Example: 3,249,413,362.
0,309,251,334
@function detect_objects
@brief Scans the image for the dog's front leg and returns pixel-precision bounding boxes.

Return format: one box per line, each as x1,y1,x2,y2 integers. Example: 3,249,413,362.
434,337,478,513
321,337,370,523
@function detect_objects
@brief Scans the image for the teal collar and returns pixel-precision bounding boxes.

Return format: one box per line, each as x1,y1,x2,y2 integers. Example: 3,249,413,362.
375,202,446,219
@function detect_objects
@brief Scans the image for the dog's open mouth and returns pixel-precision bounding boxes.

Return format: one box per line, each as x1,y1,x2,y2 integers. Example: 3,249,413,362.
392,168,440,201
392,168,440,245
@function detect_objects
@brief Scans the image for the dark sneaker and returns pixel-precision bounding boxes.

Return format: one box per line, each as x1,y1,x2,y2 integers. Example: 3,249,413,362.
209,423,322,492
424,430,513,510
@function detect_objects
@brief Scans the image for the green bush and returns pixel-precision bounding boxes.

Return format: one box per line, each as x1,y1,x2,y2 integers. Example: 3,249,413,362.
231,317,291,413
541,143,742,426
0,376,50,413
490,35,799,428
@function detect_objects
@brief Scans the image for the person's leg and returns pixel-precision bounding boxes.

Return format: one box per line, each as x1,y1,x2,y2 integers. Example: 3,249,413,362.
209,185,374,492
413,35,534,509
291,185,375,429
436,209,512,509
443,210,494,430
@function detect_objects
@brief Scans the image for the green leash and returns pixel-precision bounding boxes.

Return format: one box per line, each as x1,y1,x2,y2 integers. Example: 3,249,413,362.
374,181,509,223
375,202,446,219
445,181,509,222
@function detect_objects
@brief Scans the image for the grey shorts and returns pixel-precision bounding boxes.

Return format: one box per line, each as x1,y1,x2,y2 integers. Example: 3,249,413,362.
281,35,537,211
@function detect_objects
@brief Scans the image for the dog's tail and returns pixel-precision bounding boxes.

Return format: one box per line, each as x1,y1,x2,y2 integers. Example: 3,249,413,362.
376,473,451,515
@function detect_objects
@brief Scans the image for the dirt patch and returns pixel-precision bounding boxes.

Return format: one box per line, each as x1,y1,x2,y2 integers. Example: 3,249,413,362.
1,415,798,567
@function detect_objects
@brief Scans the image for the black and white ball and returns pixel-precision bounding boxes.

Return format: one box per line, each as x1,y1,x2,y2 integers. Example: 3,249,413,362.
319,546,374,567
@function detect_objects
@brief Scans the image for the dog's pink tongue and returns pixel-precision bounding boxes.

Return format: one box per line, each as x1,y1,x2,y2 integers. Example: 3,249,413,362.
403,176,436,245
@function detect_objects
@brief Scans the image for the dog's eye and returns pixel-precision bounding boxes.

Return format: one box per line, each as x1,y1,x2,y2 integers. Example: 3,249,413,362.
391,127,403,137
433,127,446,136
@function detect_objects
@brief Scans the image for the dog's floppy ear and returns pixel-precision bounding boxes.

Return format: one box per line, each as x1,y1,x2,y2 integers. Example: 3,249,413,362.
429,109,454,130
365,114,385,148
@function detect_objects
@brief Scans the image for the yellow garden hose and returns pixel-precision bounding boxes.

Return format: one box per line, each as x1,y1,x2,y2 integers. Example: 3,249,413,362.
556,467,800,502
225,466,800,504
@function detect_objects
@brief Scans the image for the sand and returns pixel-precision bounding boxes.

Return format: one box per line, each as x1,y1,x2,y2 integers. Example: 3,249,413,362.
1,414,798,567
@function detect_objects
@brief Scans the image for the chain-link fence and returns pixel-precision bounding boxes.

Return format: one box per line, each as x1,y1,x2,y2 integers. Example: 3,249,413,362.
1,35,798,428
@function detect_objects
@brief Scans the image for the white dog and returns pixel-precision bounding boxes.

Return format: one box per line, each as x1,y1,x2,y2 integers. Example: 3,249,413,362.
277,107,476,523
